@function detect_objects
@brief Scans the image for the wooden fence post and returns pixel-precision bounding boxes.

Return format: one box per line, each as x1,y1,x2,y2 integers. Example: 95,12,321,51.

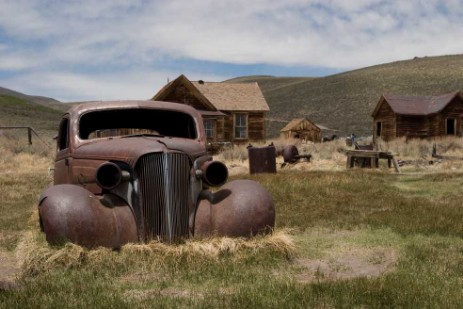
28,127,32,145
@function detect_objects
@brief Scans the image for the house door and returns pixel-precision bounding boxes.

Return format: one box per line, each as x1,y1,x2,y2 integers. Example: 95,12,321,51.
375,122,382,138
446,118,456,135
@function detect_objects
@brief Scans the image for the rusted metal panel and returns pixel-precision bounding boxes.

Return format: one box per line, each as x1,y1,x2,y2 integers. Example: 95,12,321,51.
39,184,138,248
136,153,190,243
247,145,277,174
194,180,275,237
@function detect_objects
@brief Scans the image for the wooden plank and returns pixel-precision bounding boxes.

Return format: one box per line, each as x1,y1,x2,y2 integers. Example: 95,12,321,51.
392,157,401,173
346,154,352,168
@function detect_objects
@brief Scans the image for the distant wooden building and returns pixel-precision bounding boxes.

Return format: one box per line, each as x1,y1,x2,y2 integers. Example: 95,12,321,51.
371,91,463,142
152,75,269,144
280,118,322,142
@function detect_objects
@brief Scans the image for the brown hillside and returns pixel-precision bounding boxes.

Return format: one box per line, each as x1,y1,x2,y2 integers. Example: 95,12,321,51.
0,87,70,139
226,54,463,138
0,86,68,112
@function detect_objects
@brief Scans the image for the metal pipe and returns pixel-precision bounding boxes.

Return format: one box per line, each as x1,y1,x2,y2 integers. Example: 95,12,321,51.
199,161,228,187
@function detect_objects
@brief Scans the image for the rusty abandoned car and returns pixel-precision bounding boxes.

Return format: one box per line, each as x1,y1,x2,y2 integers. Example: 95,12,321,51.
38,101,275,248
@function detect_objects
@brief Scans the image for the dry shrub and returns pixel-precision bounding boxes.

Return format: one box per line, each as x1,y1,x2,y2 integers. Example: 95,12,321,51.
377,136,463,160
16,228,296,277
217,137,350,173
216,135,463,173
124,229,295,264
215,144,249,162
0,134,54,173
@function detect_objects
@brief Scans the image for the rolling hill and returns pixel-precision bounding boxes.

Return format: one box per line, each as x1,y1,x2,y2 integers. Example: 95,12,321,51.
0,87,68,112
0,87,66,138
227,54,463,138
2,54,463,140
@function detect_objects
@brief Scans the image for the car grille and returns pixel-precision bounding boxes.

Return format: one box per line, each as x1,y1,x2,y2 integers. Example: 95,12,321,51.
135,152,191,243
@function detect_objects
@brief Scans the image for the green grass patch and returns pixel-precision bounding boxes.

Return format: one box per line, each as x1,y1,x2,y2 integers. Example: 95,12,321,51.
3,168,463,307
0,95,62,134
247,171,463,238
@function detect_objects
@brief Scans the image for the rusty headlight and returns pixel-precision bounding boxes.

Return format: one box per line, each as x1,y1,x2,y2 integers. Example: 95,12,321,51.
198,161,228,187
95,162,130,190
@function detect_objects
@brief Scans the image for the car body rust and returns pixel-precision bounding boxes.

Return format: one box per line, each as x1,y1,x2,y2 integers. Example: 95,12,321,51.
39,100,275,248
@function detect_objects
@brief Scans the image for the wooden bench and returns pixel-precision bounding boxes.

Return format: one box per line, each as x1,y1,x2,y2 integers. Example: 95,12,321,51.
346,150,400,173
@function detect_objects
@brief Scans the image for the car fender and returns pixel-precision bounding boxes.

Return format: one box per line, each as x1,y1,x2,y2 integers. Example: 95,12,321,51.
38,184,138,248
194,179,275,237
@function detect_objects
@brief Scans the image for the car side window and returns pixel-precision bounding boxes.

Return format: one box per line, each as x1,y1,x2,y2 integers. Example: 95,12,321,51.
57,117,69,151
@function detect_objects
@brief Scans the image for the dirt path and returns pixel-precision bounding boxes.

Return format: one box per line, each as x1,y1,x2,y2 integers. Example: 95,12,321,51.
294,248,398,283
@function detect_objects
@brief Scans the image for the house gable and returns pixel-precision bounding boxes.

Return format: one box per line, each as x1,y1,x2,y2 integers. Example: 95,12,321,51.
152,75,217,111
280,118,320,133
280,118,321,142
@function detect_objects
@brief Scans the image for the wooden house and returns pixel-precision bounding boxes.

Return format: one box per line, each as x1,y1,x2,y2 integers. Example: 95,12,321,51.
280,118,322,142
152,75,269,144
372,91,463,142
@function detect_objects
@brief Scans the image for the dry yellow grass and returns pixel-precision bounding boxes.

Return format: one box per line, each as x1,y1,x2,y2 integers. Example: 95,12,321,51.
0,135,54,173
16,221,296,276
219,136,463,175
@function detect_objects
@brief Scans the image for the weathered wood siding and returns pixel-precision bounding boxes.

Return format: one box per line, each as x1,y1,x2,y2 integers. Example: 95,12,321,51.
372,101,396,142
248,112,266,141
280,119,321,142
216,117,225,141
223,114,233,142
221,112,266,143
396,116,428,138
427,114,440,136
433,97,463,136
162,85,208,110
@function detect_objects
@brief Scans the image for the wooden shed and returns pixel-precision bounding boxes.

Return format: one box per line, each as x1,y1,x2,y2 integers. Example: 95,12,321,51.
280,118,322,142
152,75,269,144
372,91,463,142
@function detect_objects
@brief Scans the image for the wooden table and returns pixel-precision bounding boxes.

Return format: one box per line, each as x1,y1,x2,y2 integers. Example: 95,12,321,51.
345,150,400,173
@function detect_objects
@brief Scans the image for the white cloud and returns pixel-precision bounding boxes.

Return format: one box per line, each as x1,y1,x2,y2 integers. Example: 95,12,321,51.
2,0,462,68
0,68,228,102
0,0,462,100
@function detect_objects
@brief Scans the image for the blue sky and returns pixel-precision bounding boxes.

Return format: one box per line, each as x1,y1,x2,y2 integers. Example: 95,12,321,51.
0,0,462,102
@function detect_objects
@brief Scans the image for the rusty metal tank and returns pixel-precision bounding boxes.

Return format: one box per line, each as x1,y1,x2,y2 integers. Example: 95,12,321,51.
247,144,277,174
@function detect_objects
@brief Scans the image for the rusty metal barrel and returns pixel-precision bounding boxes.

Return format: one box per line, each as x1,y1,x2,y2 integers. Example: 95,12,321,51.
282,144,299,163
247,144,277,174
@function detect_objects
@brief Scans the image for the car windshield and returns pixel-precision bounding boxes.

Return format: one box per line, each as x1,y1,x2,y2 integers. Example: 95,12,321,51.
79,108,197,140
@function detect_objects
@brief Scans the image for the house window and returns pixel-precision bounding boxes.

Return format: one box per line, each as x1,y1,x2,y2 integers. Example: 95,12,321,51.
376,121,382,137
446,118,456,135
204,119,215,139
234,114,248,139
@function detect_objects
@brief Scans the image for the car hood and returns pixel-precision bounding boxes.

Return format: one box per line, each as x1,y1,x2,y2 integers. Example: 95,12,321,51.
73,136,206,166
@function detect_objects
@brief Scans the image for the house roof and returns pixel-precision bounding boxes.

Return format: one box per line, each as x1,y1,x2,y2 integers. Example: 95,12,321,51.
372,91,462,117
198,110,226,117
280,118,320,132
191,81,269,111
152,74,269,112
